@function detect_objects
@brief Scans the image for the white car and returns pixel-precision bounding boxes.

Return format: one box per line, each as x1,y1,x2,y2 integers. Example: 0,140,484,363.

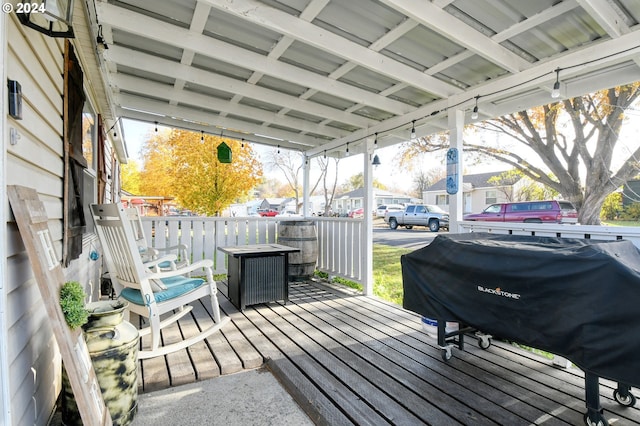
276,210,302,217
376,204,404,218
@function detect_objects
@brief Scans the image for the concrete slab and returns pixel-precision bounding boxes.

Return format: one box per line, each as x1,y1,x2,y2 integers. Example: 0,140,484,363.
130,368,314,426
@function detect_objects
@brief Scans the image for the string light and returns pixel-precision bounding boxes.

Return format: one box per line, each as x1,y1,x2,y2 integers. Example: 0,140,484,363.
154,121,158,132
471,95,479,119
374,132,378,145
410,121,416,140
241,138,244,148
201,130,204,142
106,117,122,139
551,68,561,98
346,142,349,156
323,47,640,157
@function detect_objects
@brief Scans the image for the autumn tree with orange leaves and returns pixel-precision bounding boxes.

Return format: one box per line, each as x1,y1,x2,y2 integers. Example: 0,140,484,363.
399,84,640,225
139,129,262,216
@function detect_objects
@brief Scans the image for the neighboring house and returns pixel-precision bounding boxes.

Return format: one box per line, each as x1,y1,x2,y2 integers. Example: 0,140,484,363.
4,10,126,425
121,194,174,216
224,199,271,216
622,180,640,207
264,197,291,212
333,188,417,216
423,171,525,214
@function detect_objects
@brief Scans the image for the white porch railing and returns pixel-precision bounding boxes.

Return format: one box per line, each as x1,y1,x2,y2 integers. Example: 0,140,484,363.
140,216,365,283
456,221,640,248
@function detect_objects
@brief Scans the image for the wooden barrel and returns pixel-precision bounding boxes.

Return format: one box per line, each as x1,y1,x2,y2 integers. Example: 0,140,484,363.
278,220,318,281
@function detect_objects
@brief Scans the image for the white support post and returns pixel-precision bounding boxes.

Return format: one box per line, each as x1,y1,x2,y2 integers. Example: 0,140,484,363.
302,154,310,217
362,138,375,296
448,109,464,229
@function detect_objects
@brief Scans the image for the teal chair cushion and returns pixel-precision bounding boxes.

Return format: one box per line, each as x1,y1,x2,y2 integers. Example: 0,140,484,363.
121,276,206,305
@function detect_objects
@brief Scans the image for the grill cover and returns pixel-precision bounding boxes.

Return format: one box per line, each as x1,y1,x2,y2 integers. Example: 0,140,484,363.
402,232,640,387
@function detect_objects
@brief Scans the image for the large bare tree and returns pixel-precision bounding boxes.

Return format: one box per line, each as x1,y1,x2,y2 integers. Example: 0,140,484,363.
265,149,335,214
400,84,640,224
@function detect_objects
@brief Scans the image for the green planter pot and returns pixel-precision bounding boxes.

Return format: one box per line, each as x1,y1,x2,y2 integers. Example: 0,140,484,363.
62,300,139,426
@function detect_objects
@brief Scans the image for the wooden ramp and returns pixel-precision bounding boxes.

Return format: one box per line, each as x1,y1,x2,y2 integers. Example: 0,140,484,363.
137,280,640,425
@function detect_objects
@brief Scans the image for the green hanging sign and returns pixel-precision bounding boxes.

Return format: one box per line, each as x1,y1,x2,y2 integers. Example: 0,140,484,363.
217,142,232,163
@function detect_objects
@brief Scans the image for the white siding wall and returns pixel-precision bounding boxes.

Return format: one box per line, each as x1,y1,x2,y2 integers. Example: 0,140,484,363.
4,15,104,425
6,16,64,426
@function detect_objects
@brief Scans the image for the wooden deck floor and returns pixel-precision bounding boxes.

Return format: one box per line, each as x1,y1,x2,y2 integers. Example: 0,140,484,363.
136,280,640,425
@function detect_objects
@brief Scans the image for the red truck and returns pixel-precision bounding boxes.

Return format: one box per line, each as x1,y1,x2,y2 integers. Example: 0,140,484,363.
463,200,578,224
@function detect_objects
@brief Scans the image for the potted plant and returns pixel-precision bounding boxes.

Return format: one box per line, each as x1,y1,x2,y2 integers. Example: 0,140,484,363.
59,281,89,330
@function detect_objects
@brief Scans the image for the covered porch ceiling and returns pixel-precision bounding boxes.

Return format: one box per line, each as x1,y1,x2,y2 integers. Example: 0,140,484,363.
92,0,640,158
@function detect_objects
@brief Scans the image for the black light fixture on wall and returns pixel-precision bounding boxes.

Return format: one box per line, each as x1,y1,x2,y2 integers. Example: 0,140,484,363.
17,0,75,38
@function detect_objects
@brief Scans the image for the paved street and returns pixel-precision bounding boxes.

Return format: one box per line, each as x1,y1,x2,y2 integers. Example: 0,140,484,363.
373,223,445,249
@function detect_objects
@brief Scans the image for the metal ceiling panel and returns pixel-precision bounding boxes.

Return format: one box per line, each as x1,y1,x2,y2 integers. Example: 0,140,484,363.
112,29,184,60
113,0,197,27
115,66,176,87
204,9,280,55
313,0,405,46
254,75,309,97
338,66,400,94
382,24,466,72
90,0,640,156
190,53,254,81
278,40,347,76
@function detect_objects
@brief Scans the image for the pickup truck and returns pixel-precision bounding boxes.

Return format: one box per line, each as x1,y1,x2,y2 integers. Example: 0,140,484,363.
384,204,449,232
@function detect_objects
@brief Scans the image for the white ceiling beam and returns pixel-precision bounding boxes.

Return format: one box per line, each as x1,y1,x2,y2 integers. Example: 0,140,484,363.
118,108,307,151
96,1,413,116
380,0,531,73
104,46,376,130
119,94,322,147
204,0,459,98
576,0,631,38
113,74,348,139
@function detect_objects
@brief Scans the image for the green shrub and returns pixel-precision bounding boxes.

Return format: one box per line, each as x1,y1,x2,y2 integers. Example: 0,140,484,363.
620,202,640,220
60,281,89,329
600,192,623,220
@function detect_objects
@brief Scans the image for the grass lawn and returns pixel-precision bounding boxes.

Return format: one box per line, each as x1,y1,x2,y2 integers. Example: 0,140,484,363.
315,243,412,306
601,219,640,227
372,244,412,305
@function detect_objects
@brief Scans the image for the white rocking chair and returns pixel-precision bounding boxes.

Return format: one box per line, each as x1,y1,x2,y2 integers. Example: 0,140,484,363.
91,203,230,359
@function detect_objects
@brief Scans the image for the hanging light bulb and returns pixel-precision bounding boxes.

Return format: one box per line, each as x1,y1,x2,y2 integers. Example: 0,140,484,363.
241,138,245,148
154,121,158,132
374,132,378,145
345,142,350,156
410,120,416,140
551,68,561,99
471,96,479,120
200,130,204,142
323,150,327,159
277,144,280,154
